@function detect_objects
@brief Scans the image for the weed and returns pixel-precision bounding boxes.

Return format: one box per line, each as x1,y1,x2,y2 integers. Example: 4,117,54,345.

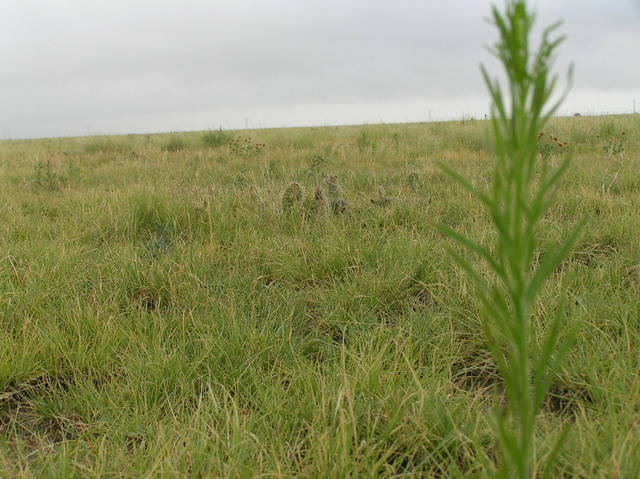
32,158,66,191
537,132,568,160
391,132,400,151
201,129,232,148
309,154,329,175
439,2,579,478
406,172,420,192
357,131,376,154
602,132,626,157
228,137,265,156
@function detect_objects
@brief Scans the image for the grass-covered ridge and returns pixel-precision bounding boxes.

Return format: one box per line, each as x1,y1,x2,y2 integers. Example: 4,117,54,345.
0,116,638,477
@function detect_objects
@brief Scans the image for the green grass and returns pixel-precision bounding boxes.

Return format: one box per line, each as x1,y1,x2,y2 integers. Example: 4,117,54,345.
0,114,638,477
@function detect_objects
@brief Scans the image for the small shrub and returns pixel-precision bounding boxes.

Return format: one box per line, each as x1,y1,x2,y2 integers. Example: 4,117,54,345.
356,131,376,153
201,129,232,148
32,159,66,191
309,154,328,175
602,131,625,157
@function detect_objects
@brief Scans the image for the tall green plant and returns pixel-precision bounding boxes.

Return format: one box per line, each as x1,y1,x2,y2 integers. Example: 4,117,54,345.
438,1,580,478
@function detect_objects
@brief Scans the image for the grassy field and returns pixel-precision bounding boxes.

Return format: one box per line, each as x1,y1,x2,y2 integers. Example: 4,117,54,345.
0,115,638,477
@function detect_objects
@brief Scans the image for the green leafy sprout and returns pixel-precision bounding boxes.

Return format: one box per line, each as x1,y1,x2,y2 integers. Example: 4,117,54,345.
438,1,581,478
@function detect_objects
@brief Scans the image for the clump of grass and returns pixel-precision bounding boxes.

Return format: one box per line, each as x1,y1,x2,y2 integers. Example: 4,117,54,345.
128,192,205,251
132,199,177,242
83,137,129,154
201,129,232,148
161,137,187,153
439,2,580,478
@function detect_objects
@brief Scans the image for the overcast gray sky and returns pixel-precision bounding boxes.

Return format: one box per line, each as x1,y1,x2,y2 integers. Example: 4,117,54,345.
1,0,638,139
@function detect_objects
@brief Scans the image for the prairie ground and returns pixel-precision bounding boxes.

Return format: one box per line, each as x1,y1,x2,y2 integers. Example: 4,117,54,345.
0,115,638,477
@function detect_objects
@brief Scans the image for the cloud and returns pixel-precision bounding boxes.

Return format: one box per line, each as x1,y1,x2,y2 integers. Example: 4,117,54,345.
1,0,638,138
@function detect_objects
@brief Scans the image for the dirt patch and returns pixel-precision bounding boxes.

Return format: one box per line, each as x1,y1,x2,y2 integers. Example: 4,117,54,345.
0,376,88,452
544,381,593,418
451,349,502,394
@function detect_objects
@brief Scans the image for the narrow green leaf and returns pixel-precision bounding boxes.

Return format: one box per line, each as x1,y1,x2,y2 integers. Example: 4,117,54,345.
526,222,584,301
436,223,506,279
541,426,571,479
438,161,493,208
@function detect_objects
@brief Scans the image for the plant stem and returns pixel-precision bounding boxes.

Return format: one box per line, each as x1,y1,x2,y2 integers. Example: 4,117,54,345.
439,1,580,477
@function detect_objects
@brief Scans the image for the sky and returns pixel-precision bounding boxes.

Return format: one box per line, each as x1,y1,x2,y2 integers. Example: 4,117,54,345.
1,0,639,139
